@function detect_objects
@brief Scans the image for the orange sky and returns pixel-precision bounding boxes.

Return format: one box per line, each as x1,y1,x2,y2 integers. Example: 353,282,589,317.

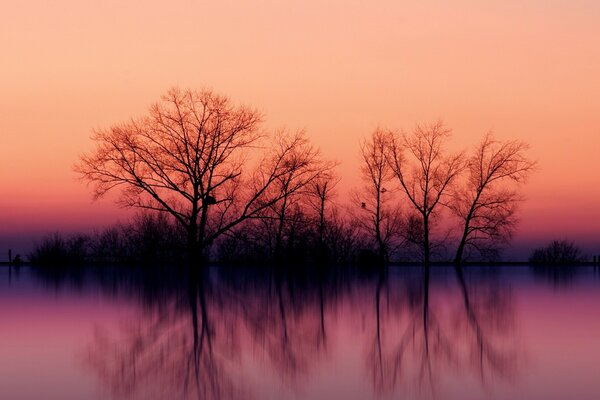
1,0,600,257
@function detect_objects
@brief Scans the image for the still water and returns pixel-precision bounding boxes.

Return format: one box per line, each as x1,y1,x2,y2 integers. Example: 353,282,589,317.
1,265,600,400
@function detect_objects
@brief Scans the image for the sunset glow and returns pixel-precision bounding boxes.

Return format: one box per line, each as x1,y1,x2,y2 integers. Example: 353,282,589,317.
1,0,599,257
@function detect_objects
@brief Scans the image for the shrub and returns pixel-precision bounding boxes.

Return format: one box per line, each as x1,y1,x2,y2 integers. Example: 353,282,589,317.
529,240,586,265
29,212,185,266
29,232,91,266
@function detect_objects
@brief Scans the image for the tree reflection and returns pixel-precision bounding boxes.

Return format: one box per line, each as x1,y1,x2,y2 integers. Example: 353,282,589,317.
30,266,521,400
86,270,244,400
368,268,453,397
80,268,337,399
530,264,581,287
368,267,518,397
232,270,329,384
454,267,517,384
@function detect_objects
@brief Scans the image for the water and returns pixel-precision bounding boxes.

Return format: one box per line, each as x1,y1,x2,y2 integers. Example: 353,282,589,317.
1,265,600,400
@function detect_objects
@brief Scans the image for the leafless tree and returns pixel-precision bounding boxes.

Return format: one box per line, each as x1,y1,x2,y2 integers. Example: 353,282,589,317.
387,122,464,265
449,133,536,264
253,132,334,262
529,240,585,265
354,128,404,264
322,208,362,264
75,88,328,263
307,171,339,263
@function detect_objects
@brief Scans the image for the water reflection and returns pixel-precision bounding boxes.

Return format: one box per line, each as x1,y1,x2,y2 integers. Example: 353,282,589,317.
529,264,582,287
368,267,517,398
29,266,521,399
86,271,243,400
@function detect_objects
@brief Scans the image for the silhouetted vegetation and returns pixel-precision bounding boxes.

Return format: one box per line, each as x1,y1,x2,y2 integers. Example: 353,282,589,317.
529,240,588,286
29,232,90,266
29,208,366,266
353,128,404,264
66,87,541,265
529,240,586,265
387,121,465,265
450,133,536,264
76,88,333,263
29,213,185,266
214,205,363,265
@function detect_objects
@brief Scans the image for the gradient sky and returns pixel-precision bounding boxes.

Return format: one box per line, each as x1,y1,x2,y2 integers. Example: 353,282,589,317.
1,0,600,257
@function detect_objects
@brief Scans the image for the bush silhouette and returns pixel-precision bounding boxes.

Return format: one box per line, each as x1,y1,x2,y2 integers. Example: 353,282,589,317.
529,240,586,265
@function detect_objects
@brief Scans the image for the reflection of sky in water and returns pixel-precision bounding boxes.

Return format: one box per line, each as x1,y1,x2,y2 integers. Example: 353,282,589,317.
1,266,600,400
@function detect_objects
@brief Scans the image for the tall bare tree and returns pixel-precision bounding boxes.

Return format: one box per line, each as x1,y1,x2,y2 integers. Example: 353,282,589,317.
450,133,536,264
307,171,339,263
260,132,334,261
354,128,403,264
75,88,328,262
387,122,464,265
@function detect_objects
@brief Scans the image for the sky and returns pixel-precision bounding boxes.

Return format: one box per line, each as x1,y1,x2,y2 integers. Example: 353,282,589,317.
1,0,600,258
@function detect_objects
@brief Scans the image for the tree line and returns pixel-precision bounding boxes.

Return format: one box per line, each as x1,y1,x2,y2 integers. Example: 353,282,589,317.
63,87,538,266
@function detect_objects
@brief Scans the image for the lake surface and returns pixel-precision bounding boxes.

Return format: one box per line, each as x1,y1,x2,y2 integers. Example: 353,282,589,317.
1,265,600,400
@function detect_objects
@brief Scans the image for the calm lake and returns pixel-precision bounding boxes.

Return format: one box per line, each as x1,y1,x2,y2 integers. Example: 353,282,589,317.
1,265,600,400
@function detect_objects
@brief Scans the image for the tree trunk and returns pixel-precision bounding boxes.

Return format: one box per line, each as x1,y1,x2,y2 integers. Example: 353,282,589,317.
423,214,430,266
454,234,467,265
187,219,201,265
318,197,326,264
375,190,386,266
197,204,210,266
274,198,288,263
455,194,480,265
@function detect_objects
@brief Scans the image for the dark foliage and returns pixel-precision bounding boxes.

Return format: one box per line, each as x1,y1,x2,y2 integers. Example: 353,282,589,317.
29,232,90,266
214,207,363,265
528,240,586,265
29,213,185,266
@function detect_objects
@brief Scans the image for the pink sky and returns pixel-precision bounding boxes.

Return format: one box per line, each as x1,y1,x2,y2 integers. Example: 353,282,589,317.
1,1,599,256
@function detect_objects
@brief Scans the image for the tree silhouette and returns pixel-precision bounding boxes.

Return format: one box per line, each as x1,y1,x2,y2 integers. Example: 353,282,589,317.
307,171,339,264
260,132,334,262
449,133,536,263
76,88,328,263
387,122,464,265
529,240,586,265
354,128,403,264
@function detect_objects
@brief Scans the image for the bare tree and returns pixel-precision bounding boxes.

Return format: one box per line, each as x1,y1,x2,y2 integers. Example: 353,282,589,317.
322,208,362,264
75,88,328,263
307,171,339,263
387,122,464,265
253,132,334,262
354,128,403,264
238,132,335,261
529,240,585,265
450,133,536,264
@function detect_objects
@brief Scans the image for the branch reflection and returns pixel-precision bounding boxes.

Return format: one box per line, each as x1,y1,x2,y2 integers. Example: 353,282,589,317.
31,266,521,399
367,267,519,397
